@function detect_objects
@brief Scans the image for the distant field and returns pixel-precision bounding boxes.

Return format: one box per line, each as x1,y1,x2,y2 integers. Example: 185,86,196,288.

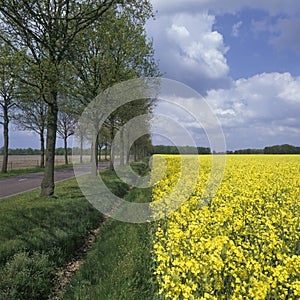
0,155,92,170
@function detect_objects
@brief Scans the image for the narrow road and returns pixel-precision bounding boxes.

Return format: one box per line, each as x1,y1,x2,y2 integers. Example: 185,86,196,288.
0,162,110,199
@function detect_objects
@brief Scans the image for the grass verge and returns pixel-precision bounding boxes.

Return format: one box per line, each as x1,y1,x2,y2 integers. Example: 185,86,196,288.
0,169,128,299
0,159,158,300
0,160,111,178
0,164,75,179
61,187,159,300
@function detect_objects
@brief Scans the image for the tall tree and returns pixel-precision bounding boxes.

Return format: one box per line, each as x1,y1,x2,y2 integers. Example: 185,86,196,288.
13,98,47,168
0,40,20,173
14,61,48,168
0,0,124,195
71,4,159,172
57,110,76,165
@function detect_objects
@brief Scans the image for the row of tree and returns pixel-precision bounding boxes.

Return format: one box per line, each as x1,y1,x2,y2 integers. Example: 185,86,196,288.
264,144,300,154
150,145,211,155
0,147,101,156
228,144,300,154
0,0,159,196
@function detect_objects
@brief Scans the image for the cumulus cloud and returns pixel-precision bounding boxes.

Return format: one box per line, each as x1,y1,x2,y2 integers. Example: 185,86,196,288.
147,12,231,92
206,72,300,148
152,0,300,55
149,72,300,150
146,1,300,149
166,13,229,78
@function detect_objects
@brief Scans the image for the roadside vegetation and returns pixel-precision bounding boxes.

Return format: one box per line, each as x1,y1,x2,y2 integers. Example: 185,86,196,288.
0,164,75,179
61,187,158,300
0,160,157,299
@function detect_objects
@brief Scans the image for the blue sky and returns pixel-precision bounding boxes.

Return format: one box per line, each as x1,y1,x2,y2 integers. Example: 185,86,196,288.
2,1,300,151
146,0,300,150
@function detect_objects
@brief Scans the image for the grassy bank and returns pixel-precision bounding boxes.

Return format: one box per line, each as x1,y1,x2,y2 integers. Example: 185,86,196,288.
0,169,128,299
0,160,157,299
61,187,158,300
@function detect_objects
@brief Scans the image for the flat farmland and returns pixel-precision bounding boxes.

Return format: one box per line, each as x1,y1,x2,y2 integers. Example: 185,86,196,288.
0,155,91,170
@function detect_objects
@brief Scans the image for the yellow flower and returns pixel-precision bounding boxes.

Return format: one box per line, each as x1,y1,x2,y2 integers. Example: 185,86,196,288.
151,155,300,299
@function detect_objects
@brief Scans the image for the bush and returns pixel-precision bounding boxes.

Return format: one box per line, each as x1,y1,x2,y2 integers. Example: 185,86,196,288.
0,252,56,300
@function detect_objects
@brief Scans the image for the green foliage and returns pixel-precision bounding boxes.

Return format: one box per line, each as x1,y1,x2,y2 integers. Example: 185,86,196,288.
264,144,300,154
0,178,103,298
0,0,159,187
0,165,151,298
0,252,55,300
151,145,211,154
4,148,42,155
130,157,151,176
233,144,300,154
232,148,264,154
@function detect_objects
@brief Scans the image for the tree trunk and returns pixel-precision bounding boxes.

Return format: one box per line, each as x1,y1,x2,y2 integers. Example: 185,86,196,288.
134,144,138,162
120,127,125,166
105,142,108,160
126,130,130,165
40,130,45,168
109,123,115,171
80,131,83,164
64,136,68,165
1,105,9,173
98,145,102,163
41,102,58,196
91,134,98,176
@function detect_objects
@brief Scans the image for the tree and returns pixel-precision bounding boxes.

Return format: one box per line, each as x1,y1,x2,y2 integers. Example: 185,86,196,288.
264,144,298,154
131,134,152,161
0,0,125,195
71,5,159,172
57,110,76,165
13,98,47,168
0,40,20,173
98,125,110,161
13,63,48,168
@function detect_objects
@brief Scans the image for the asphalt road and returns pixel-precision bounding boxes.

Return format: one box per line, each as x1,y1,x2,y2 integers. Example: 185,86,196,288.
0,162,110,199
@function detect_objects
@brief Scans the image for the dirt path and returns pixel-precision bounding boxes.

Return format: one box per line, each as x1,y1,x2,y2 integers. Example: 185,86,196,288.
51,198,122,300
51,216,109,300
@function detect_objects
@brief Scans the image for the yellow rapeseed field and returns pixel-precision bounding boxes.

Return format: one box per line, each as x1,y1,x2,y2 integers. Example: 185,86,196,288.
151,155,300,299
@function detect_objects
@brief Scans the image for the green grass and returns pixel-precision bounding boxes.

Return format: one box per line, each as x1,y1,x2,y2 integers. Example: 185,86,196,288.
61,187,159,300
0,160,112,178
0,159,158,300
0,169,128,299
0,163,74,179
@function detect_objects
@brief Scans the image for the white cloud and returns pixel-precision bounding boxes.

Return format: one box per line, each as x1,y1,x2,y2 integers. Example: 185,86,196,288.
231,21,242,37
206,72,300,148
279,76,300,103
151,0,300,54
146,1,300,149
167,24,190,39
145,72,300,150
149,73,300,150
147,12,231,91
